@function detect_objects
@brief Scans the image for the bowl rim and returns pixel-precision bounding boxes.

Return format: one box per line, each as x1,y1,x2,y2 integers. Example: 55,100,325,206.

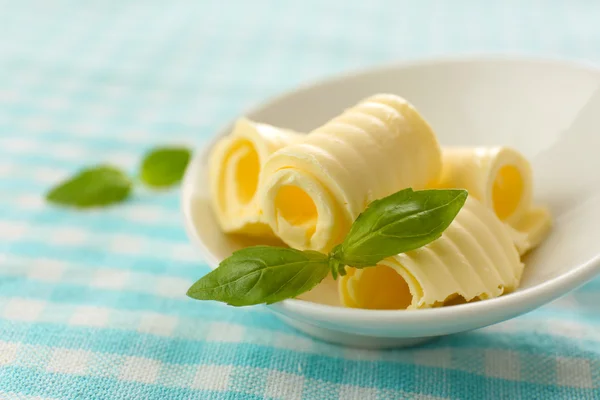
182,54,600,325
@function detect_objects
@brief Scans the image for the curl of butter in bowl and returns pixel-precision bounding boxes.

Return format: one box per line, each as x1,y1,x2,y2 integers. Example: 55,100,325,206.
182,57,600,348
208,117,303,237
259,93,442,252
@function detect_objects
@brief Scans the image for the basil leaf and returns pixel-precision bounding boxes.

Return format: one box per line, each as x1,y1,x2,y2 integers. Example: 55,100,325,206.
46,165,132,208
187,246,329,306
334,188,468,268
140,146,191,188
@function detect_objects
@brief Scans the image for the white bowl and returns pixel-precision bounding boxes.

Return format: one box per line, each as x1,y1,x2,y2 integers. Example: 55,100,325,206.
182,56,600,348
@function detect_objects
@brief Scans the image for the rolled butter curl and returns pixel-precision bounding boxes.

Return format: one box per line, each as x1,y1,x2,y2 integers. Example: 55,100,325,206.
260,93,442,252
435,146,551,251
511,205,553,255
436,146,533,225
208,117,302,236
339,196,523,310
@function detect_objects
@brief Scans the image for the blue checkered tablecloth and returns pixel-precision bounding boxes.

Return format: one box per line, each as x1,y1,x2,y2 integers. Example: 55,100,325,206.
0,0,599,399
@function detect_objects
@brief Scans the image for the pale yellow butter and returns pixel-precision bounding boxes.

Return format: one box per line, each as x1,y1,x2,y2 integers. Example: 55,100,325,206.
208,117,302,236
259,94,443,252
339,197,524,310
435,146,551,253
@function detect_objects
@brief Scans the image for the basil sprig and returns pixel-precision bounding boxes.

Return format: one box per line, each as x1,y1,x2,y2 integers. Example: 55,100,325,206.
46,146,192,208
187,188,468,307
329,188,468,273
187,247,330,306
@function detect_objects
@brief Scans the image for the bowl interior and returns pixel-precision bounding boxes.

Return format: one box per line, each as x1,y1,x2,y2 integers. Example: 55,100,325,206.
183,57,600,309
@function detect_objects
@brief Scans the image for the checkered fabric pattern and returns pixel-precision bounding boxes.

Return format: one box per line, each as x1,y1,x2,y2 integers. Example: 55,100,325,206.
0,0,599,399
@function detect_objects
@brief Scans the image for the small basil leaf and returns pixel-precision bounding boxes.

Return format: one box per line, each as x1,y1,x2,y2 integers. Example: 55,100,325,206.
140,146,191,188
336,188,468,267
46,165,132,208
187,246,329,306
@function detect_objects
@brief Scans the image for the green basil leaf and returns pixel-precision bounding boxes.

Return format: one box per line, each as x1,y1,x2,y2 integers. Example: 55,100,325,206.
334,188,468,268
46,165,132,208
187,246,329,306
140,146,191,188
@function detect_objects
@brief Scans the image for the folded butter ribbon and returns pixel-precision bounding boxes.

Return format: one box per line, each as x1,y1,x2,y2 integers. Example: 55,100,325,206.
339,196,524,310
208,117,302,236
207,95,552,311
434,147,552,254
259,93,443,252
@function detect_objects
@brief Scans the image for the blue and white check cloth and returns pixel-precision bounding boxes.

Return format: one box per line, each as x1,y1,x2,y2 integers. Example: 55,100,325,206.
0,1,599,399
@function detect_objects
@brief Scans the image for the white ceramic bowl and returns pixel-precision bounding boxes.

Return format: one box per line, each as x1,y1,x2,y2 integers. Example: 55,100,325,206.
182,56,600,348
